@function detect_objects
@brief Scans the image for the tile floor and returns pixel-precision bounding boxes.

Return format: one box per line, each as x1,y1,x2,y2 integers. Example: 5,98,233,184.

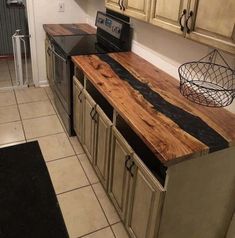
0,86,129,238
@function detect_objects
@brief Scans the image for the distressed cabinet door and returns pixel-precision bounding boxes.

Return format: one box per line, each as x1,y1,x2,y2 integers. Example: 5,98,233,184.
73,78,83,142
109,127,133,220
149,0,188,35
123,0,151,22
83,90,96,163
187,0,235,54
105,0,123,14
93,106,112,190
126,154,165,238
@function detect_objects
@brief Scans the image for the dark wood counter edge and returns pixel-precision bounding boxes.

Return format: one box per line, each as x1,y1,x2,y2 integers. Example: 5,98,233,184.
43,23,96,36
71,54,235,167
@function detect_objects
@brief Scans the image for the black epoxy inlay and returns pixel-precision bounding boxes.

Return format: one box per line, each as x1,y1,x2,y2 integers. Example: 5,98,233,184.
97,54,229,152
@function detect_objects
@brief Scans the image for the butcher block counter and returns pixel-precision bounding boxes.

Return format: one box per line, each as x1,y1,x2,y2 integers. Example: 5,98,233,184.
72,52,235,238
72,52,235,166
43,23,96,36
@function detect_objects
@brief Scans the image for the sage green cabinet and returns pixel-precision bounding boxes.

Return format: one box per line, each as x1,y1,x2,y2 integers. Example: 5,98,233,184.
93,106,112,189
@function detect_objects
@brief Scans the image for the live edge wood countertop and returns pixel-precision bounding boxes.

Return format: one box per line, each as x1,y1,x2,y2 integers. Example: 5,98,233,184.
43,23,96,36
72,52,235,166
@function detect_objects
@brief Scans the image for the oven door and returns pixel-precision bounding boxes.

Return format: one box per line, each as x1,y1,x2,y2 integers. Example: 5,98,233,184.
50,45,71,114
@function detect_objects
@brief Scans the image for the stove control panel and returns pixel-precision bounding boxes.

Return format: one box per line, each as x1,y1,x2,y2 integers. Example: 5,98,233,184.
96,12,124,39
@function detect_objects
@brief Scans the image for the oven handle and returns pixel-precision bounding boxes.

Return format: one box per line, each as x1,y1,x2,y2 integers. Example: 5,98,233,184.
48,47,67,63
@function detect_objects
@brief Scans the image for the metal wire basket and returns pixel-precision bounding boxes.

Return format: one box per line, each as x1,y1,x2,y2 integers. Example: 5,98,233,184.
178,49,235,107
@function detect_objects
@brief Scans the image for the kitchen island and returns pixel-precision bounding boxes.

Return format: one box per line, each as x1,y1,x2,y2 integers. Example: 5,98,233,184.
72,52,235,238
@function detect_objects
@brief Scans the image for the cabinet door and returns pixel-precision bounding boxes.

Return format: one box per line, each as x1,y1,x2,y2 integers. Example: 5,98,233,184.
149,0,188,35
73,77,83,142
109,127,133,220
126,154,165,238
93,106,112,190
105,0,123,14
187,0,235,54
124,0,151,22
83,90,96,162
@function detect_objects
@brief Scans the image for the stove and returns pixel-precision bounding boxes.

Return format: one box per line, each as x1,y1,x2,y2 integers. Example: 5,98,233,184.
49,11,132,135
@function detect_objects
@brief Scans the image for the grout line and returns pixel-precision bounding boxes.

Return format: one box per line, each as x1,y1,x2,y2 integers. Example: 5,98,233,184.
75,225,112,238
13,90,27,141
45,154,77,164
56,184,91,196
0,139,26,147
20,112,56,121
17,98,53,105
0,119,21,125
25,131,66,142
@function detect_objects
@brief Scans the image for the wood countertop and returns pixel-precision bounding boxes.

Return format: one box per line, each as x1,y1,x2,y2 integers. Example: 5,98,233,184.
43,23,96,36
72,52,235,166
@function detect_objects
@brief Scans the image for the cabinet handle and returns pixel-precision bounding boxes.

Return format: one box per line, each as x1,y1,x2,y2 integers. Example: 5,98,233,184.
90,106,95,119
121,0,125,11
125,155,131,169
118,0,122,10
93,111,98,123
179,9,187,32
185,11,193,34
129,161,135,177
77,91,82,102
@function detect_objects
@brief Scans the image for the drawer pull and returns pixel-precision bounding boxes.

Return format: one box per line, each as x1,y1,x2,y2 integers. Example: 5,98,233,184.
179,9,187,32
185,11,193,33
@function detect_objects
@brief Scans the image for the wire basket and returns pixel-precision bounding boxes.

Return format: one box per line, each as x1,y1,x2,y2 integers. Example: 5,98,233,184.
178,49,235,107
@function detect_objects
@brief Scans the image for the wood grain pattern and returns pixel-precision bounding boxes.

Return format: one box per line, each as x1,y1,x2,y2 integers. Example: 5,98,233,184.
43,24,96,36
72,52,235,166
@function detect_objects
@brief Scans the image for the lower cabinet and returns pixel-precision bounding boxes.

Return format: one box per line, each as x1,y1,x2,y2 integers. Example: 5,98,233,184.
73,78,83,142
93,106,112,189
109,127,133,221
83,90,96,162
126,154,165,238
73,77,165,238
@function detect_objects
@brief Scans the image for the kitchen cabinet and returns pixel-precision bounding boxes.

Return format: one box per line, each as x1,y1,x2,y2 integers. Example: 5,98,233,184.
105,0,123,14
83,90,96,162
186,0,235,54
73,78,83,142
109,127,133,220
149,0,235,53
106,0,151,22
93,106,112,189
126,154,165,238
149,0,188,35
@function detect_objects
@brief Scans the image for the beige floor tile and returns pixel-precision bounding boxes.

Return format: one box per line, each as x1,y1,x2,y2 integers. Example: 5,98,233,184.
0,105,20,124
77,154,99,184
0,80,12,88
19,100,55,119
0,121,24,145
15,87,48,104
34,133,74,161
44,87,54,100
0,71,11,81
83,227,115,238
0,91,16,107
69,136,85,155
58,186,108,238
0,140,26,149
23,115,64,139
47,156,89,194
93,183,120,225
111,223,129,238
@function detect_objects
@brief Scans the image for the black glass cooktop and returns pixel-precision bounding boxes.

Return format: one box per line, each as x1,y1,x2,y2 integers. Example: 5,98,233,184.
52,34,121,56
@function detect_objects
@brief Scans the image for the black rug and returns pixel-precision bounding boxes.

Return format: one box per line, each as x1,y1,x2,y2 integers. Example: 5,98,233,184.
0,141,69,238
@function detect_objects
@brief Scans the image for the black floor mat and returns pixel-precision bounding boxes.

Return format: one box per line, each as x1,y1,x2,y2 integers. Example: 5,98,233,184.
0,141,69,238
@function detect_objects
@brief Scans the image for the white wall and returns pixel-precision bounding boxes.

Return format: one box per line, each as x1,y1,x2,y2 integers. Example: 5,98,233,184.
85,0,235,113
27,0,87,86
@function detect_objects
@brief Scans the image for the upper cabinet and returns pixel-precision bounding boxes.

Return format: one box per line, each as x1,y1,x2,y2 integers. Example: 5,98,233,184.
123,0,151,22
149,0,188,35
186,0,235,54
106,0,235,54
106,0,151,22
